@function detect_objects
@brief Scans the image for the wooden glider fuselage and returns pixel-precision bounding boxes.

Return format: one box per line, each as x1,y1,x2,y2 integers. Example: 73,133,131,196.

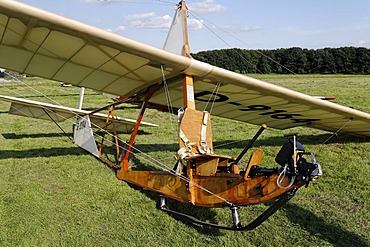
87,78,304,208
116,159,303,208
111,1,303,208
111,66,302,208
112,95,304,208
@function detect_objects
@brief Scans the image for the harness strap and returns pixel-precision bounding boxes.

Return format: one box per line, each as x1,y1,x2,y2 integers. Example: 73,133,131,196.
179,129,197,151
176,109,213,173
200,111,211,154
175,147,196,174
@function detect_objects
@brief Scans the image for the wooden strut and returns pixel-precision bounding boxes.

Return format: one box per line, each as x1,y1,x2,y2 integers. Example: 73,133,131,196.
85,84,160,170
97,105,120,169
108,1,314,230
119,84,162,171
88,96,134,169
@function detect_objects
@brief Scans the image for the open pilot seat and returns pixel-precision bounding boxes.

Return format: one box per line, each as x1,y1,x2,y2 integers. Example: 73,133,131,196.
175,108,235,176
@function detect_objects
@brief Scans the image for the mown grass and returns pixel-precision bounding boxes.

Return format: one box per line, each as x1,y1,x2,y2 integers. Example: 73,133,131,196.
0,75,369,246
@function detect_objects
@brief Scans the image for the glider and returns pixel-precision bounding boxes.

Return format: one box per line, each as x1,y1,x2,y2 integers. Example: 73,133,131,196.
0,0,369,230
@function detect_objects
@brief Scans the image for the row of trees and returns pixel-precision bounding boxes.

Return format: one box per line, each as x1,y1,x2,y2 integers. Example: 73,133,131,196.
192,47,370,74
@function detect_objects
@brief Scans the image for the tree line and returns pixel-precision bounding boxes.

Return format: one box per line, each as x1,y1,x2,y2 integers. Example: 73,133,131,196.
192,47,370,74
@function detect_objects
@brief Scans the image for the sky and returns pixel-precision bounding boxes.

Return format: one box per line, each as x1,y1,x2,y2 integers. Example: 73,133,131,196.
15,0,370,52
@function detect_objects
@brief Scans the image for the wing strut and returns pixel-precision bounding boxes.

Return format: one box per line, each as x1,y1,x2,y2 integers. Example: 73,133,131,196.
119,84,162,171
234,124,267,164
97,105,121,169
77,87,85,110
42,108,73,142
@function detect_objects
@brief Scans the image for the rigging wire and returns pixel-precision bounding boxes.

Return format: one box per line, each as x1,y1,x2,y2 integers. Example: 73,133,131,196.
187,10,296,75
160,64,180,149
1,0,357,208
0,73,233,206
187,11,263,74
154,0,177,5
42,108,74,142
202,81,221,114
322,119,352,144
213,139,245,149
160,65,177,129
209,82,221,114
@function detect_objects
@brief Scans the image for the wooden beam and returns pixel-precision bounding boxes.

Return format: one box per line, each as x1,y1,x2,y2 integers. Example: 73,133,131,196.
181,0,191,57
183,75,195,109
119,84,161,171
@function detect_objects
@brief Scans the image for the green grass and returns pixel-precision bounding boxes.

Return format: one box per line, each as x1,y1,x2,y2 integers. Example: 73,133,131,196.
0,75,369,246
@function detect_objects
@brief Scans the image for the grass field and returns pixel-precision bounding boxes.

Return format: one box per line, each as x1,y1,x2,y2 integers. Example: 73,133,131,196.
0,74,369,246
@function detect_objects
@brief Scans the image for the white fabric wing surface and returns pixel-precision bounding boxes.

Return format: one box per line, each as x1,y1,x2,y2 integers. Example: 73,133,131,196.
0,0,370,136
0,95,157,133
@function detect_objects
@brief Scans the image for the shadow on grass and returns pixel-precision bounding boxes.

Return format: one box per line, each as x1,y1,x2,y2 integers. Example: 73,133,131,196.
130,186,370,242
1,132,70,139
0,147,87,159
131,133,370,154
2,128,369,160
2,133,367,241
126,152,370,239
283,204,368,247
82,104,142,111
127,184,224,236
122,155,224,235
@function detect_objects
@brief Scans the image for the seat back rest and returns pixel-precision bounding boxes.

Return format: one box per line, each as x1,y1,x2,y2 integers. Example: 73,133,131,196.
178,108,213,154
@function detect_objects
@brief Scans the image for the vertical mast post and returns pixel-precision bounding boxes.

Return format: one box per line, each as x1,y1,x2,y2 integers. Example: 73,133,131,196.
179,0,195,110
183,75,195,110
181,0,190,58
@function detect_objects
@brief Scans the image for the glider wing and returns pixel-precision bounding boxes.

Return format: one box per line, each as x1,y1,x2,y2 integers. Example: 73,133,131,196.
0,0,369,136
0,95,157,133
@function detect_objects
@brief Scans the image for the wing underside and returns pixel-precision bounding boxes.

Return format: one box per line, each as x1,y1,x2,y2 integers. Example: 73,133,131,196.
0,95,157,133
0,0,369,136
149,76,370,136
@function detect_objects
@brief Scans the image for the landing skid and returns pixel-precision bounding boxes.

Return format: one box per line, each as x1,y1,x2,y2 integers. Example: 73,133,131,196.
158,188,297,231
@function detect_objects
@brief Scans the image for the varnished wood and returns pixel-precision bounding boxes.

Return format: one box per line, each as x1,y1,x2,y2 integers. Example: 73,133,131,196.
116,168,304,208
119,84,161,171
178,108,213,152
116,103,301,208
230,164,240,174
182,75,196,110
180,0,191,57
97,106,120,169
244,149,264,179
194,157,219,176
